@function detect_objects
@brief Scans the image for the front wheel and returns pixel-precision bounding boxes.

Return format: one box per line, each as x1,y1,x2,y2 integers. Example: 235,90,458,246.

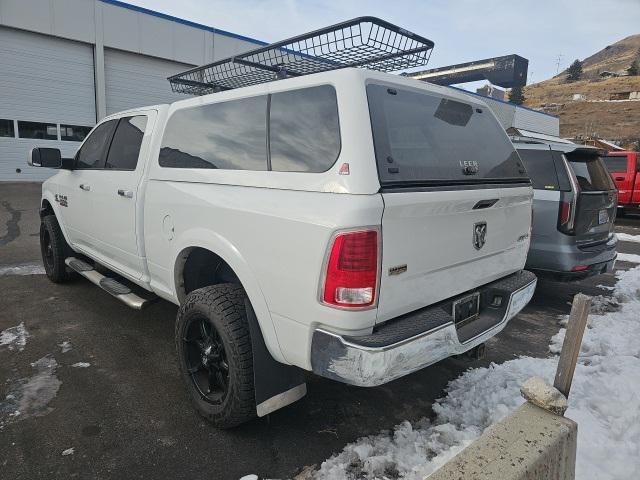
40,215,73,283
175,284,256,428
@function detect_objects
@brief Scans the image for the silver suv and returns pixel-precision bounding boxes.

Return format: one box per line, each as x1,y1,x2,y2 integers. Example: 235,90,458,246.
514,140,618,280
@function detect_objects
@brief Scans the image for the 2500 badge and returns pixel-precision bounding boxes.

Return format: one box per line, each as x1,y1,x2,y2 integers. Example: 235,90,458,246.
54,194,68,207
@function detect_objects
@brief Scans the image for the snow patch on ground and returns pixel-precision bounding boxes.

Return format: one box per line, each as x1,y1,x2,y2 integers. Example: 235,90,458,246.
72,362,90,368
58,341,72,353
311,266,640,480
0,355,62,428
617,252,640,264
616,232,640,243
0,322,30,351
0,263,46,276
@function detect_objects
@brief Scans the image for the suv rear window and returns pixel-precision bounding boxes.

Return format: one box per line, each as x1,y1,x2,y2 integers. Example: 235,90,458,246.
566,152,615,192
603,155,628,173
517,149,560,190
367,84,527,186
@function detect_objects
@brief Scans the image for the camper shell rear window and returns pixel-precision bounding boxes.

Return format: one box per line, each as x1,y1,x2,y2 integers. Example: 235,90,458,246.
367,84,528,187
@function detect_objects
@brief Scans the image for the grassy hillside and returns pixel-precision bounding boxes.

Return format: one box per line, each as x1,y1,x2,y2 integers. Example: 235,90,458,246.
522,34,640,146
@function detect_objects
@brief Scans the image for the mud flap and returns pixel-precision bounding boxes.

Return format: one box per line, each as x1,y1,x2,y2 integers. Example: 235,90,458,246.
245,300,307,417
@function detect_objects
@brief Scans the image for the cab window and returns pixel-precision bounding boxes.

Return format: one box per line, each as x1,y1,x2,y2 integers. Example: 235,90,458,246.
105,116,148,170
75,120,118,169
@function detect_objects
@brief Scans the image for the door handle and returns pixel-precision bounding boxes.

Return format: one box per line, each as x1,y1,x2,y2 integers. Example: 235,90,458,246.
79,184,91,191
615,177,625,181
117,189,133,198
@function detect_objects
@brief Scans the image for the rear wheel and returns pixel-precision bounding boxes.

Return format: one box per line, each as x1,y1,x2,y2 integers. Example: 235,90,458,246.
175,284,256,428
40,215,73,283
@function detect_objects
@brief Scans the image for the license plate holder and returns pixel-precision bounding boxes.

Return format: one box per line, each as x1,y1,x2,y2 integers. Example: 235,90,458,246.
452,292,480,326
598,209,609,225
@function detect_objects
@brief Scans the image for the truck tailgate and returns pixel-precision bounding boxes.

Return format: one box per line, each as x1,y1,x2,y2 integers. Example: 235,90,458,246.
377,186,532,322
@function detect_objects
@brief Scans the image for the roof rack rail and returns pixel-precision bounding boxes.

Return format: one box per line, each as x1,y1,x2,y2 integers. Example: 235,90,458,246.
168,16,435,95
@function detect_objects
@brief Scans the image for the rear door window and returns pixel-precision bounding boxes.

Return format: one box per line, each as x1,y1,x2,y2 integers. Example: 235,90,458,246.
105,116,148,170
367,84,527,186
269,85,340,172
160,96,267,170
603,155,628,173
517,149,560,190
566,153,615,191
75,120,118,169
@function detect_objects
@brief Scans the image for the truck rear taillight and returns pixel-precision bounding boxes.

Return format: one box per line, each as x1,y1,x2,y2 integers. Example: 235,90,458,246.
322,229,379,308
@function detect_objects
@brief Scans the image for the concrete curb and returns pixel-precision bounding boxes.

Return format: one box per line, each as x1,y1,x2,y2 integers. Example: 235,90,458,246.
427,402,577,480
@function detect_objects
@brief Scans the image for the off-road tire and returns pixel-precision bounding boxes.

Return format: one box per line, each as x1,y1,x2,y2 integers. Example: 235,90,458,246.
175,284,256,428
40,215,74,283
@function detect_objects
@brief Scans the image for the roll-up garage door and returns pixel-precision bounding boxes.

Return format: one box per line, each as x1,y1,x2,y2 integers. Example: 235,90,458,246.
0,27,96,182
104,49,194,115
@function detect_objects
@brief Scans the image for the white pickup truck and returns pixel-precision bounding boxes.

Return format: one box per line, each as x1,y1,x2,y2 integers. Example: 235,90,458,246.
30,68,536,428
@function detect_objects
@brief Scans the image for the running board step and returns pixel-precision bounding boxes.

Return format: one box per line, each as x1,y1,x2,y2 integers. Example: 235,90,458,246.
65,257,156,310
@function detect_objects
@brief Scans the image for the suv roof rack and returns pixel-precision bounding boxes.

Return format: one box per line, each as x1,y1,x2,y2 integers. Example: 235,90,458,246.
168,17,435,95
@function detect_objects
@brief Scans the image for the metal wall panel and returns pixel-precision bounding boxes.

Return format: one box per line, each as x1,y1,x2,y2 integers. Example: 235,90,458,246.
100,1,210,66
0,26,95,182
475,96,516,130
104,48,194,115
513,106,559,136
212,32,260,59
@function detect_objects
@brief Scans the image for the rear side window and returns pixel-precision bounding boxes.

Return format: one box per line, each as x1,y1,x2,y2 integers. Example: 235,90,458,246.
105,116,148,170
75,120,118,169
603,155,628,173
367,84,527,186
159,96,267,170
269,85,340,172
517,149,560,190
566,153,615,192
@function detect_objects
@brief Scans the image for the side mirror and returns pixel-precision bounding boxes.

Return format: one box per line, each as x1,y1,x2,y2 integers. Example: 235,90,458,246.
29,147,62,168
28,148,73,169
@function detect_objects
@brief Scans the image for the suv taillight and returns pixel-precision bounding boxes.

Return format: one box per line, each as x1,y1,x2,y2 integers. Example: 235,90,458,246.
558,192,576,235
322,229,379,308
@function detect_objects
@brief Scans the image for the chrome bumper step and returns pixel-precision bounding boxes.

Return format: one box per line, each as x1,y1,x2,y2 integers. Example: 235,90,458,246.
65,257,155,310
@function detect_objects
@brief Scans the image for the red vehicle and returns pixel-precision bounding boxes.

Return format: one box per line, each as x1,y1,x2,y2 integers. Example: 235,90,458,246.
603,151,640,214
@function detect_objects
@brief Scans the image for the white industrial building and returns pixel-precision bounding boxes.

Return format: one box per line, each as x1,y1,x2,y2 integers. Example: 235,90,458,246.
0,0,263,181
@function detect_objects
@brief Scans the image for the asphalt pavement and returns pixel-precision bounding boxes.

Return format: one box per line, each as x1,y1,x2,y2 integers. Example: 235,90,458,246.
1,182,639,480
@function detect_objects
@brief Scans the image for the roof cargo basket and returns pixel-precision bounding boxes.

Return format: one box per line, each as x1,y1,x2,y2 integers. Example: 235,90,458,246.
168,17,434,95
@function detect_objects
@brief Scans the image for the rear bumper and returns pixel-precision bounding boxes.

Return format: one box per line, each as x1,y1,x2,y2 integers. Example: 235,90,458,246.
533,256,616,281
310,270,537,387
526,234,617,276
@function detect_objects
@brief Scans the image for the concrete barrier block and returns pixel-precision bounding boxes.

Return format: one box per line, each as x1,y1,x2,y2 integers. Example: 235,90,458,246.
428,402,577,480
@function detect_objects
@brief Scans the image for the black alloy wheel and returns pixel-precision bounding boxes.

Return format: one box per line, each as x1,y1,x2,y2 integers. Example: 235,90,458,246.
40,215,74,283
175,283,256,428
183,316,230,403
40,227,55,271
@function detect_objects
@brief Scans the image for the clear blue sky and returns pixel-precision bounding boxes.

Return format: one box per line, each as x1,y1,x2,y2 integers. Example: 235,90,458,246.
128,0,640,87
